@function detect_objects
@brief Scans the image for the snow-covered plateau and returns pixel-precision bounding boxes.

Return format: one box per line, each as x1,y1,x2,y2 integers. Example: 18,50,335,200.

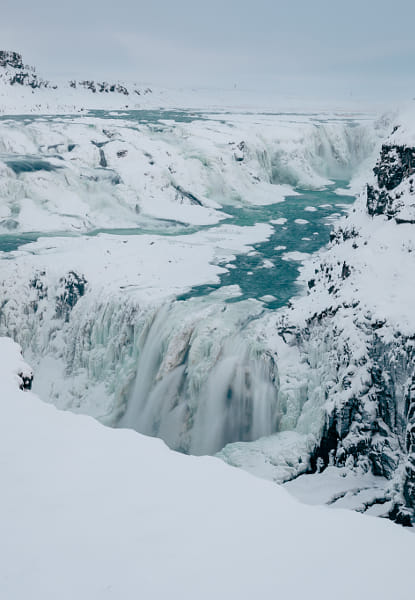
1,51,415,598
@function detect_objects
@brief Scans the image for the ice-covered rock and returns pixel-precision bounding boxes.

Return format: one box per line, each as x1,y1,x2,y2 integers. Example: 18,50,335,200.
223,104,415,525
0,50,52,90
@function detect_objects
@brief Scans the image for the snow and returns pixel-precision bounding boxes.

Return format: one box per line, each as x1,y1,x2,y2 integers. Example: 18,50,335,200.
2,223,271,303
0,109,384,234
0,337,414,600
260,294,277,303
282,251,311,261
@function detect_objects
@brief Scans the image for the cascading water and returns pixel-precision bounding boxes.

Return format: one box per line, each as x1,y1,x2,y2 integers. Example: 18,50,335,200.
118,301,280,455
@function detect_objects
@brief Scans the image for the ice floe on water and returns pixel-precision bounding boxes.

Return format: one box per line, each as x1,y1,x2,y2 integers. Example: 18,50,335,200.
282,251,311,261
270,217,288,225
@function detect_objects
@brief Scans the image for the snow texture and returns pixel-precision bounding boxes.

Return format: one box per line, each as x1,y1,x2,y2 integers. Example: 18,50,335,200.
0,337,414,600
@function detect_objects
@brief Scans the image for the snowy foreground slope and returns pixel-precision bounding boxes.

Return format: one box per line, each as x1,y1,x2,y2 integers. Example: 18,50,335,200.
1,337,414,600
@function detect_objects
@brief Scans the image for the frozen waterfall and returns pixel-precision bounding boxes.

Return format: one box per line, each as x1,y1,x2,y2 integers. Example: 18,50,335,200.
119,303,280,454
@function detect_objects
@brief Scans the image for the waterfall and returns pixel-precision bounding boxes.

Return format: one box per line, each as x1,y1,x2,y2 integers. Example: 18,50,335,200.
119,301,280,455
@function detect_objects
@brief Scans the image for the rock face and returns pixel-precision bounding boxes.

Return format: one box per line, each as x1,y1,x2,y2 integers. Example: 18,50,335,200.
367,144,415,219
282,117,415,525
0,50,151,97
220,111,415,524
0,51,24,69
55,271,87,323
0,50,51,89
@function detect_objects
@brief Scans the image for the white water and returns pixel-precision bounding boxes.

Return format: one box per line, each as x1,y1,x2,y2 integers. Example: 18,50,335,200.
120,303,279,454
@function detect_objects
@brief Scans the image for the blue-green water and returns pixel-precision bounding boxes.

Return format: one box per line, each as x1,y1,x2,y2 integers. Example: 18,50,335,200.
0,183,352,308
177,184,352,309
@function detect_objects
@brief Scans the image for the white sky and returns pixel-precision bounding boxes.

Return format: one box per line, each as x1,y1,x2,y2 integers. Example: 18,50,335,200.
2,0,415,101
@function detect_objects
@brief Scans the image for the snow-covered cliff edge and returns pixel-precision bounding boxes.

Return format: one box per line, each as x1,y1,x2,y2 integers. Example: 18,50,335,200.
222,105,415,525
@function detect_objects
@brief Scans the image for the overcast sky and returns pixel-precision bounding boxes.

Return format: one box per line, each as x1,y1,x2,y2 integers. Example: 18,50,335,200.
2,0,415,101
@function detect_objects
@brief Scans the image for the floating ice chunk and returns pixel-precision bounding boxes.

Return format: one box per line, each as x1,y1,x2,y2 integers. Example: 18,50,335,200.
282,251,310,261
324,213,341,224
319,204,332,208
294,219,309,225
261,259,274,269
274,245,287,251
334,187,355,196
304,206,317,212
270,218,287,225
210,285,242,298
260,295,276,303
301,237,311,241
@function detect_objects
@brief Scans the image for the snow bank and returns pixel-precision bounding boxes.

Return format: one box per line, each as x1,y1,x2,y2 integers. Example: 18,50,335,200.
0,337,413,600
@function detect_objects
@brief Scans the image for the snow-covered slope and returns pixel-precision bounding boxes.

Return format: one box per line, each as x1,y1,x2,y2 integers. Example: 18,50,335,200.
1,336,414,600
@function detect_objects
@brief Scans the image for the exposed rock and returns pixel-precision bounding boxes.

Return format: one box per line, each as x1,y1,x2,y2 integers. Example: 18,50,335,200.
0,50,151,98
0,51,24,70
172,184,203,206
367,144,415,219
56,272,87,322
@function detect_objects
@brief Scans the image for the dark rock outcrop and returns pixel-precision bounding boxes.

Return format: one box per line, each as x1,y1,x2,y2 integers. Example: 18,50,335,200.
0,50,52,89
0,51,24,70
0,50,151,98
304,128,415,525
56,272,87,322
367,144,415,219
